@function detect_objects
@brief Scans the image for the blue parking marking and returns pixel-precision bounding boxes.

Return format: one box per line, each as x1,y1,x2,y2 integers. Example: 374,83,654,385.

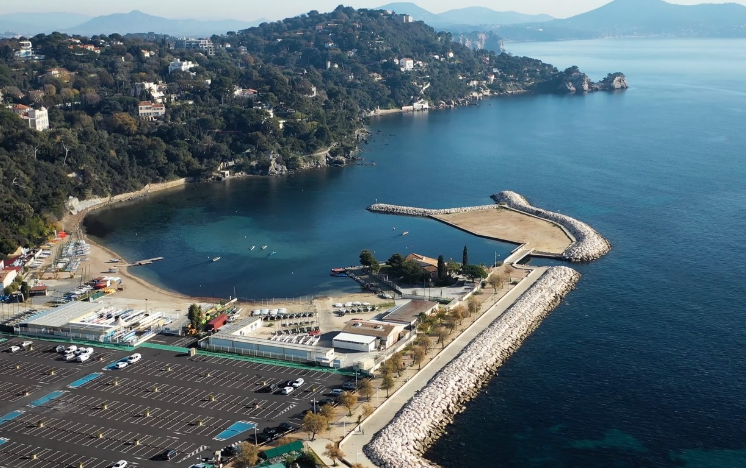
0,410,24,426
0,437,7,445
68,372,102,388
28,390,66,407
214,421,256,441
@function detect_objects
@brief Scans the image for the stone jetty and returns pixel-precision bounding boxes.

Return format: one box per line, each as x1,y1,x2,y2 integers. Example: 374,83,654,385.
491,191,611,262
367,203,498,217
364,266,581,468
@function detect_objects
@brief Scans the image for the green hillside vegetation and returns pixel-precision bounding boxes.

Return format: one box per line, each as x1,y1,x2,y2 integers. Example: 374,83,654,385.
0,6,612,256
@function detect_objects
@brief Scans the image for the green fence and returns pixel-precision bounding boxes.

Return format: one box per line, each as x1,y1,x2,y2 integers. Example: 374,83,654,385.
196,349,357,376
139,342,190,353
1,333,134,352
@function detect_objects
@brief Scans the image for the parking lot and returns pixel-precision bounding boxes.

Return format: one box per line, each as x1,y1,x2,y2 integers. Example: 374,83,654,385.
0,337,350,468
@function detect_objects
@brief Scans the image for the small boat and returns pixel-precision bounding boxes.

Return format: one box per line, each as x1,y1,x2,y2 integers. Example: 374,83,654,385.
250,246,255,250
212,257,221,262
269,251,277,256
261,245,268,250
330,268,347,277
402,231,409,236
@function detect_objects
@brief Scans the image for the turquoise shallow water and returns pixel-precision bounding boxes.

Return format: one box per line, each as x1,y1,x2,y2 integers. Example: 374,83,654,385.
85,38,746,467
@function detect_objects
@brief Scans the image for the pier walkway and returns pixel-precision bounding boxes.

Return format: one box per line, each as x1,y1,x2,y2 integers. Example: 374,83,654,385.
504,245,534,265
323,267,548,468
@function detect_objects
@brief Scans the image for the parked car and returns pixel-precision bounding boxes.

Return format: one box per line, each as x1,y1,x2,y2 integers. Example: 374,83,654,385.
318,398,336,407
65,353,77,361
9,345,20,353
127,353,141,364
281,386,294,395
269,383,279,392
114,361,128,369
222,445,238,457
112,461,128,468
330,388,344,396
160,449,178,460
342,381,357,390
263,427,278,436
279,422,293,431
21,341,33,348
290,378,304,388
56,345,66,353
65,345,77,353
77,353,90,362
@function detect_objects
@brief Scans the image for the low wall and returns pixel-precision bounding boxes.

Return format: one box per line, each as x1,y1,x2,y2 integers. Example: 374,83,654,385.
66,178,191,215
491,191,611,262
364,266,580,468
367,203,498,217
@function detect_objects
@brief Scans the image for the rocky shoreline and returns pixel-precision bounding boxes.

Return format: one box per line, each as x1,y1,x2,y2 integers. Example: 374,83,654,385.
364,266,581,468
491,191,611,262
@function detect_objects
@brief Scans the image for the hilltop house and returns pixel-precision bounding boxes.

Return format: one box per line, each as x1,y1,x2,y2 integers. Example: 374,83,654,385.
138,101,165,119
9,104,49,131
168,59,196,74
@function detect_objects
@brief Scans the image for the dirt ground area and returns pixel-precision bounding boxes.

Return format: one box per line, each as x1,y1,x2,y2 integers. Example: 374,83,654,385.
433,208,572,254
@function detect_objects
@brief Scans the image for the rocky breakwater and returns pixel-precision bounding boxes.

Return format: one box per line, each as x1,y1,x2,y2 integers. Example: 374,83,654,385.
364,266,581,468
491,190,611,262
366,203,497,217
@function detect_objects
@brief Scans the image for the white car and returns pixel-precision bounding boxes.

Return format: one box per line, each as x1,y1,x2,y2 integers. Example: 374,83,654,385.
77,353,90,362
65,353,77,361
281,386,294,395
56,345,66,353
9,345,21,353
65,345,77,353
112,461,128,468
21,341,33,348
114,361,128,369
330,389,344,396
127,353,141,364
82,347,94,355
290,378,304,388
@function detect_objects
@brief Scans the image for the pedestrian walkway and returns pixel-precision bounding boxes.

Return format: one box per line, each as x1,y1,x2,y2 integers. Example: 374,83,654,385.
337,267,548,467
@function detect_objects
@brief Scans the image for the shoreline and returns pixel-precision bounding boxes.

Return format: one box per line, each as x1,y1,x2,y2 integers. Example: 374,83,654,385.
361,266,581,468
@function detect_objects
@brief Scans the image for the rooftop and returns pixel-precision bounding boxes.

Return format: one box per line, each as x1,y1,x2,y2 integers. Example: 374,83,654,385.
382,299,438,325
333,332,377,345
341,320,397,338
21,301,109,328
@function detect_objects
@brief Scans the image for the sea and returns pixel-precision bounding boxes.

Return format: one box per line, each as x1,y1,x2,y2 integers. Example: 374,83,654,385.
85,38,746,467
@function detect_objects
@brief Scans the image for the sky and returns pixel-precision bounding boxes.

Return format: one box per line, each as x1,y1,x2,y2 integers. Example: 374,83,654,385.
3,0,746,21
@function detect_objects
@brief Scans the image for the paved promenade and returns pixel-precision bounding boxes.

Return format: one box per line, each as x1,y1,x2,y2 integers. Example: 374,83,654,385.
317,267,549,467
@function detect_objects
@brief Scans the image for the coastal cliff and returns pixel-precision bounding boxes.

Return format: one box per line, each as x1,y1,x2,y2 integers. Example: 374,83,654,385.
535,67,629,94
364,266,581,468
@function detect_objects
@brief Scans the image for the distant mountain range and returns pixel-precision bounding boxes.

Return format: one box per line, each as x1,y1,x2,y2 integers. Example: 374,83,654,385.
489,0,746,41
375,2,554,27
376,0,746,42
0,10,265,37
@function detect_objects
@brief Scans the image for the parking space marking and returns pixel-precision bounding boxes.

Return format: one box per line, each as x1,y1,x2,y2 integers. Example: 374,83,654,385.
0,360,76,384
0,382,41,403
0,342,114,369
0,440,111,468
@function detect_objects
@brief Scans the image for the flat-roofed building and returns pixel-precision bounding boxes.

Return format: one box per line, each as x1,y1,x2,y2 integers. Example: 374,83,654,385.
333,332,376,352
341,320,405,350
382,299,438,328
202,316,335,366
138,101,165,119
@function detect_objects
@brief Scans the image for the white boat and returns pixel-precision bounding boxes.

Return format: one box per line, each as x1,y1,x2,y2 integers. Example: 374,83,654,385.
212,257,221,262
402,231,409,236
261,245,268,250
250,246,255,250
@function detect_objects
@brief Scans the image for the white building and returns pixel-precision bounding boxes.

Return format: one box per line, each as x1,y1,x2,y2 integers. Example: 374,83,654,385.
400,57,414,71
138,101,166,119
233,87,258,100
132,82,165,103
25,107,49,131
0,269,17,289
174,37,215,56
400,14,414,23
333,332,377,352
168,59,196,74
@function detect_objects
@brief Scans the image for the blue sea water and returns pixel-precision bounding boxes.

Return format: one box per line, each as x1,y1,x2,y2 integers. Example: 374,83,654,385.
85,38,746,467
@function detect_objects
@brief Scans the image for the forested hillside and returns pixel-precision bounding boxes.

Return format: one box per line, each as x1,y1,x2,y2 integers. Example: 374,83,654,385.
0,6,619,256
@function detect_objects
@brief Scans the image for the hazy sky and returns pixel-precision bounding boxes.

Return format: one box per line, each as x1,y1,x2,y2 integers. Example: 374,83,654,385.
3,0,746,21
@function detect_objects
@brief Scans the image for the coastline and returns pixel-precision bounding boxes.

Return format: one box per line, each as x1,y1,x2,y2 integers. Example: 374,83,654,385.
360,266,580,468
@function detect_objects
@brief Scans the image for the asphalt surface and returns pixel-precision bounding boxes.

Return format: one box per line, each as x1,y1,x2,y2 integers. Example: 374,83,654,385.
0,337,348,468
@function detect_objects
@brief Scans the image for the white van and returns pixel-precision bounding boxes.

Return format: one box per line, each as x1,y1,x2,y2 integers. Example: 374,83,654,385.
127,353,142,364
77,353,90,362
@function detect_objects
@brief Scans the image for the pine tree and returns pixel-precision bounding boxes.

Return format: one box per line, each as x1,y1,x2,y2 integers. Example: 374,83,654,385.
462,245,469,266
437,255,446,280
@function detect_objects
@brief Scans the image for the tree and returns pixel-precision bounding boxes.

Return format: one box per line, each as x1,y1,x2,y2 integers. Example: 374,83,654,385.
411,345,426,369
462,264,488,282
357,378,374,401
400,258,425,283
462,245,469,266
487,274,502,292
386,253,404,273
437,254,446,281
381,374,395,397
447,261,462,277
467,296,481,317
450,306,466,326
338,391,358,416
187,304,204,330
435,326,448,348
414,334,431,351
389,352,404,376
324,443,345,467
319,403,336,421
361,403,375,420
301,412,327,441
234,442,260,468
359,249,377,267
